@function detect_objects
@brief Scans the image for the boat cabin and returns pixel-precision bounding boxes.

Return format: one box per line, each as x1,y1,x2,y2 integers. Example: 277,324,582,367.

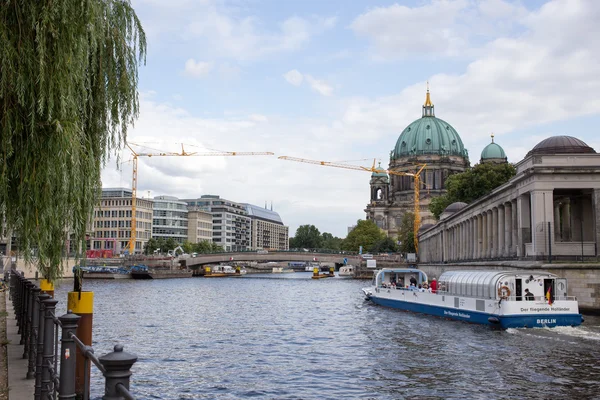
374,268,428,289
437,271,568,301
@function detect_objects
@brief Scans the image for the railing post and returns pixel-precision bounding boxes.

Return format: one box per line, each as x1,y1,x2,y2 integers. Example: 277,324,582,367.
27,286,41,379
58,311,81,400
20,280,31,345
99,345,138,400
16,275,24,333
23,281,34,356
35,293,51,400
41,298,58,399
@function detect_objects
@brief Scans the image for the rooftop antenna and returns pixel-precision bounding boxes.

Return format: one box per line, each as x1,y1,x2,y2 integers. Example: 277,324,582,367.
270,201,273,211
265,201,267,209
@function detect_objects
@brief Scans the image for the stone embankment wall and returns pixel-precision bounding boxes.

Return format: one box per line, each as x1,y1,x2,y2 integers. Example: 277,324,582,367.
3,257,76,279
420,262,600,313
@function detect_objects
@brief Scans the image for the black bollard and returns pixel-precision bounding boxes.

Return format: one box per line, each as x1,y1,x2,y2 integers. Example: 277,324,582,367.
27,286,41,379
35,293,51,400
99,345,138,400
40,298,58,399
20,280,32,346
58,311,81,400
23,281,35,356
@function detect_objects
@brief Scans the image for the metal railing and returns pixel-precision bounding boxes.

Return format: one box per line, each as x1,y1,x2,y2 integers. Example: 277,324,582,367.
9,271,137,399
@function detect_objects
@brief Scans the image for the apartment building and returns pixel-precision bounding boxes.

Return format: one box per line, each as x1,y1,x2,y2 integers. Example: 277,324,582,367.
92,188,153,254
187,208,213,243
244,204,289,251
184,195,251,251
152,196,188,243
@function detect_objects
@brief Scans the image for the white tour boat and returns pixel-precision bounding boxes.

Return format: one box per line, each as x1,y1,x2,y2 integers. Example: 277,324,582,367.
362,268,583,329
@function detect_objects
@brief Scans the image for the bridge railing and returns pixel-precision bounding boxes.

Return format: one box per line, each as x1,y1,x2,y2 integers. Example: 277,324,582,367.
9,271,137,399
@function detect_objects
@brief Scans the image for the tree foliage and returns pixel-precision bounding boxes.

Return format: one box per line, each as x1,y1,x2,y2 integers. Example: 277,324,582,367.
429,163,516,219
397,212,416,253
371,236,398,253
321,232,342,251
290,225,324,249
0,1,146,280
341,220,385,252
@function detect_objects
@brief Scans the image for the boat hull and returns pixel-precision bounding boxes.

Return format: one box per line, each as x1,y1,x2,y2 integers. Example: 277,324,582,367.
84,273,131,280
131,270,193,279
369,294,583,329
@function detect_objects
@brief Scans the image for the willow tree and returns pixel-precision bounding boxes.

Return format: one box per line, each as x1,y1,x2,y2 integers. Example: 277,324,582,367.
0,1,146,281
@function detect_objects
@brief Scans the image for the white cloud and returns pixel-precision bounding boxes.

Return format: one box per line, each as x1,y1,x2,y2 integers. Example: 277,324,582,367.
305,75,333,96
182,8,335,61
283,69,333,96
183,59,212,78
351,0,470,57
351,0,528,58
283,69,304,86
249,114,268,123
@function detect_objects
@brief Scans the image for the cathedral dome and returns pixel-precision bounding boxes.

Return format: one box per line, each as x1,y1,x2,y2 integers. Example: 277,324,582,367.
480,134,507,163
527,135,596,157
392,88,468,160
370,162,389,183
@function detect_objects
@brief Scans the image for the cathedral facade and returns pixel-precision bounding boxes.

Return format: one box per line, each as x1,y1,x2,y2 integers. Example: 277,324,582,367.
365,89,471,238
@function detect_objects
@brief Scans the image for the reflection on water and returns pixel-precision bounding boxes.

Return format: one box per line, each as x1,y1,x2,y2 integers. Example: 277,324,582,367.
53,273,600,399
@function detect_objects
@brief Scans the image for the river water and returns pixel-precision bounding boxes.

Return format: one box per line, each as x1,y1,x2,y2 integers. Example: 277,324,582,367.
53,273,600,400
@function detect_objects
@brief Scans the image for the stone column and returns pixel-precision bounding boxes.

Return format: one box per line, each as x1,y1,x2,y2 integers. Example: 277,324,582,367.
594,190,600,257
487,210,494,258
491,208,498,258
498,205,505,258
561,199,571,241
511,199,518,257
516,194,530,258
530,190,554,259
462,222,466,260
471,218,476,260
504,202,512,257
554,202,561,240
478,214,483,260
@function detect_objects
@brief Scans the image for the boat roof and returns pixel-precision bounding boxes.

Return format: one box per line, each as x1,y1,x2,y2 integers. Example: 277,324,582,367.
379,268,425,274
438,270,559,284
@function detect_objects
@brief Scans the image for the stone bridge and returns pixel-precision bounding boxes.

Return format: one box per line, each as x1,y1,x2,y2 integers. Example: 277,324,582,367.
180,252,360,268
178,251,405,269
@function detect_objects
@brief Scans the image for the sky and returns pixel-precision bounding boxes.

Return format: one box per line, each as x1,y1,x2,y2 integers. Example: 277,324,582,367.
101,0,600,239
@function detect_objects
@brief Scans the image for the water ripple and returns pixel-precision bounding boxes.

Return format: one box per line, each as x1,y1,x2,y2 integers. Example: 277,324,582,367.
51,274,600,399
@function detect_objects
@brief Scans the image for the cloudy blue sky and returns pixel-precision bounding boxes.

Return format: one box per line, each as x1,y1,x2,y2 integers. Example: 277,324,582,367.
101,0,600,238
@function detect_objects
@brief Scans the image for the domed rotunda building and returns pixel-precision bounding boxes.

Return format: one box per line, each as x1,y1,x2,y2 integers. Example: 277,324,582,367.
366,88,470,237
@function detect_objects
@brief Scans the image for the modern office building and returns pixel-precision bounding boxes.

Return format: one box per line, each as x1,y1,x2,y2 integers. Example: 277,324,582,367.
152,196,188,243
244,204,289,251
91,188,153,254
184,195,251,251
187,207,213,243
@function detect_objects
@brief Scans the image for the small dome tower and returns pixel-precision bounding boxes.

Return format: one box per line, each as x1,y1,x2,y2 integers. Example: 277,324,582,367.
480,133,507,164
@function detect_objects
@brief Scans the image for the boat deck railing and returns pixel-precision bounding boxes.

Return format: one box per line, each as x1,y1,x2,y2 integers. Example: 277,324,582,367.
380,284,578,302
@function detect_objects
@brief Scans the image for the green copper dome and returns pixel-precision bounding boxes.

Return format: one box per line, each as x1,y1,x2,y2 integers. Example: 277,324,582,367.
392,116,468,159
481,142,506,160
392,89,468,160
371,162,389,183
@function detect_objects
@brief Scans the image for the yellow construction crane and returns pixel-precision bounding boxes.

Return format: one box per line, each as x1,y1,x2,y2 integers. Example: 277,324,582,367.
125,143,274,255
278,156,427,253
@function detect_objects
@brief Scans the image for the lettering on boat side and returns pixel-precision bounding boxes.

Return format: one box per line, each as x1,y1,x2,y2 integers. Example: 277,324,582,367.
527,307,571,312
537,318,557,325
444,310,471,319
